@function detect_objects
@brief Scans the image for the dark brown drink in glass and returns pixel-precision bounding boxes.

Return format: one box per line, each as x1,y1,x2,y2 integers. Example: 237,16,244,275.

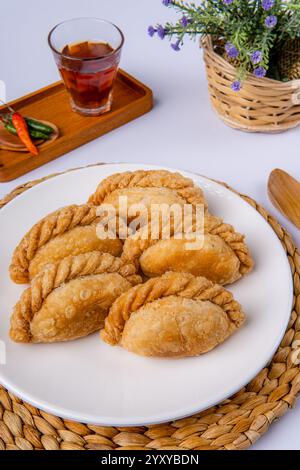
60,41,118,113
48,19,124,116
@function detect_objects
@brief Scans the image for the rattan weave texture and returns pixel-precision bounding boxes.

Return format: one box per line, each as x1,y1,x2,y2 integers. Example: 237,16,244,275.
202,36,300,133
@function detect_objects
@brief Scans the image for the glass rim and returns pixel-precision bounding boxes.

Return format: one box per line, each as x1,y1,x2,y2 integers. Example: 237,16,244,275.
48,17,125,61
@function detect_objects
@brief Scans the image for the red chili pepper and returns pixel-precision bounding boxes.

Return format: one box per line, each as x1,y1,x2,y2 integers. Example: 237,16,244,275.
11,112,39,156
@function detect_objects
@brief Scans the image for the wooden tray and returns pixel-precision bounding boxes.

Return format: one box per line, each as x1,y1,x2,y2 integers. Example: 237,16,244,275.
0,70,153,182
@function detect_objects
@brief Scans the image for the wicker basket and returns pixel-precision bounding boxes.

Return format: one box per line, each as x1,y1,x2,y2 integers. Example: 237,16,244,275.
202,36,300,133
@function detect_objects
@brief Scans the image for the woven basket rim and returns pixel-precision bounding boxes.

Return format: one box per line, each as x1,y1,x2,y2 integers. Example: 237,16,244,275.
202,35,300,89
0,162,299,451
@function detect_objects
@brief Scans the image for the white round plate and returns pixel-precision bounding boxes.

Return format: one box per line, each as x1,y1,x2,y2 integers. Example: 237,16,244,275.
0,163,293,426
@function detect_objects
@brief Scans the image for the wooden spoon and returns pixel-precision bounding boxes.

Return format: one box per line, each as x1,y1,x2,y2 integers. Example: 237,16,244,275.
268,169,300,229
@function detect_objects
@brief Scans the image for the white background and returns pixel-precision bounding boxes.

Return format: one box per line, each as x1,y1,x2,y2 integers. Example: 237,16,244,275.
0,0,299,449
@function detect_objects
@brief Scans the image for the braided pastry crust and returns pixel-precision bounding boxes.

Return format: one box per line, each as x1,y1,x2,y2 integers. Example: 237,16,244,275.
121,213,253,285
101,272,245,357
9,204,123,284
88,170,207,211
10,251,141,344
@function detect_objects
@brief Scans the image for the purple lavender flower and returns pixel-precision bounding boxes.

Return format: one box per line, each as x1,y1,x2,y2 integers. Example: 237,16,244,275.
181,16,189,28
265,15,277,28
225,42,239,59
223,0,234,4
231,80,241,92
262,0,275,11
162,0,172,5
148,26,156,37
157,25,166,40
250,50,263,65
171,40,181,52
253,66,266,78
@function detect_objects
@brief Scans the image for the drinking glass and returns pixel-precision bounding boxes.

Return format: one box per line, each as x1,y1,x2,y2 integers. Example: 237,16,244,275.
48,18,124,116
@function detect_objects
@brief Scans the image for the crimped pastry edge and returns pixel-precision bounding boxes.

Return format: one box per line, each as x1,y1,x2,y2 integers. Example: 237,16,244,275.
88,170,207,210
121,214,254,278
9,204,99,284
101,271,245,346
10,251,141,343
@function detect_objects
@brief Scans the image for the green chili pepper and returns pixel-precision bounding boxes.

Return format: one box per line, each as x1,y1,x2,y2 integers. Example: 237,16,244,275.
25,118,54,135
5,123,18,135
5,123,50,140
28,129,51,140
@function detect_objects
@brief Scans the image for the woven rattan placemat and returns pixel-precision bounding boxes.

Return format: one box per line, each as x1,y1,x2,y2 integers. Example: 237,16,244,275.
0,163,299,451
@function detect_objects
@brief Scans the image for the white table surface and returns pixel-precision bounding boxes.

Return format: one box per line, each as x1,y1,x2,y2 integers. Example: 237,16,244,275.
1,0,299,450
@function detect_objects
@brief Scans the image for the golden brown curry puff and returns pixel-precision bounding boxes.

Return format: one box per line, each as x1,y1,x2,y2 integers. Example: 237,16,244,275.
9,204,123,284
121,214,254,285
10,251,141,343
88,170,207,223
101,272,245,357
